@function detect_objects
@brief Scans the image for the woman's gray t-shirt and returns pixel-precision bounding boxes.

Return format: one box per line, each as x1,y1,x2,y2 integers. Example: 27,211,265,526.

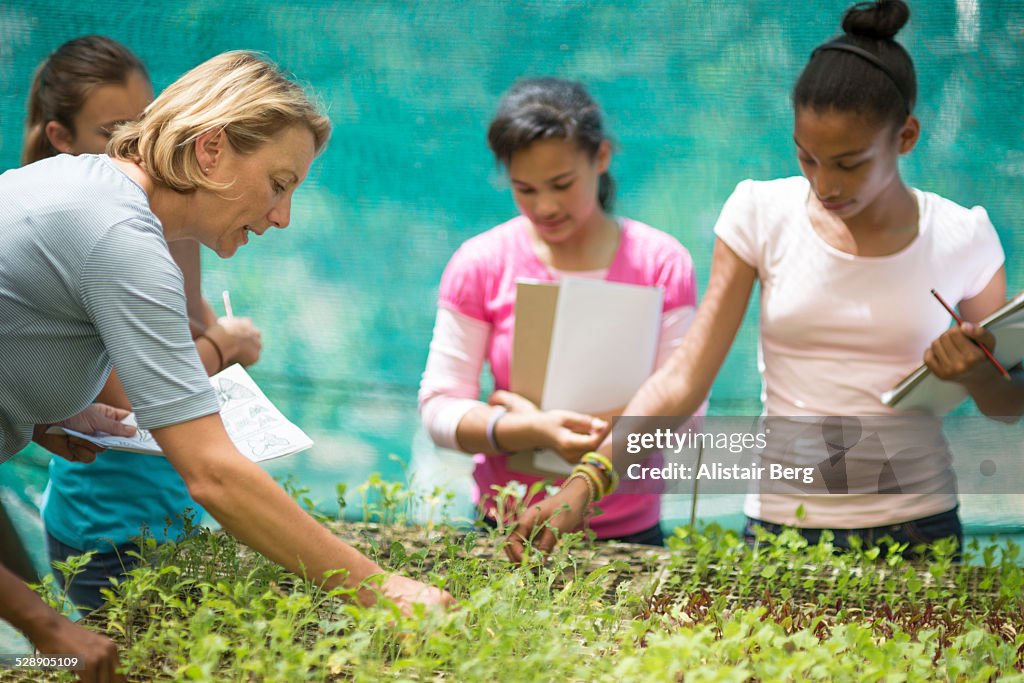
0,154,219,460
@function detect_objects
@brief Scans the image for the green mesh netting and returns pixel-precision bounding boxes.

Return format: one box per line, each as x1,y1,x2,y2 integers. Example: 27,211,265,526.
1,1,1022,580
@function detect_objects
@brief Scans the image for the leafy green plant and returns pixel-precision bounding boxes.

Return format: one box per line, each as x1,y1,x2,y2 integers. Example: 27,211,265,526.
31,550,96,618
12,481,1024,683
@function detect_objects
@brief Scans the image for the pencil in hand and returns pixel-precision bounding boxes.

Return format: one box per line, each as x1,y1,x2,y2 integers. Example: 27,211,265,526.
222,290,234,319
930,288,1011,381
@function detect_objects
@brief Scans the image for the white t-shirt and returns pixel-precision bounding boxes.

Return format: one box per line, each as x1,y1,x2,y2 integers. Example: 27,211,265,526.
714,177,1005,527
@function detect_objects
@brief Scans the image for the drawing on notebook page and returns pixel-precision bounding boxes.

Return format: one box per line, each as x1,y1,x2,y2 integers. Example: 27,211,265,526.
215,376,258,408
248,432,292,458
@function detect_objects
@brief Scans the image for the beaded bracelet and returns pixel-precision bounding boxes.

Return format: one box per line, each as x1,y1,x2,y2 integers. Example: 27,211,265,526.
485,407,508,452
573,463,604,498
571,462,614,500
581,451,614,474
565,470,598,505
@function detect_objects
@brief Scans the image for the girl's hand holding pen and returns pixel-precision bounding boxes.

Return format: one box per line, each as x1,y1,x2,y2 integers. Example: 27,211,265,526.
200,292,262,370
924,321,1003,386
205,317,263,367
929,288,1011,381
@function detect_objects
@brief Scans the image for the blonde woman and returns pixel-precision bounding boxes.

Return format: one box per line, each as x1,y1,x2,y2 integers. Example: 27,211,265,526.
0,50,452,680
22,35,264,613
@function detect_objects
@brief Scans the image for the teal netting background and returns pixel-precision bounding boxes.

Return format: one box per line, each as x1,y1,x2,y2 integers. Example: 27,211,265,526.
1,2,1023,628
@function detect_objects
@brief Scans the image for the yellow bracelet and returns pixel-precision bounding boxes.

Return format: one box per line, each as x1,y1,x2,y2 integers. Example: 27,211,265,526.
580,453,619,495
581,451,615,475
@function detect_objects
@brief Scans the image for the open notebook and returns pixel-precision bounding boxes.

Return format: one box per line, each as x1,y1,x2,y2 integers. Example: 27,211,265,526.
882,291,1024,413
48,364,312,462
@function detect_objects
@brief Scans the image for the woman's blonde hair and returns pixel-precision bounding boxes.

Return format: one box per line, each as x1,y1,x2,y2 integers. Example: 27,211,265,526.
109,50,331,192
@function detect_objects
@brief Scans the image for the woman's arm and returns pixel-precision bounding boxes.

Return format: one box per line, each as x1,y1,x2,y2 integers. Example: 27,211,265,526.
0,562,124,683
95,238,258,408
456,404,607,463
152,414,453,612
615,240,755,420
925,267,1024,419
505,239,757,561
95,318,260,409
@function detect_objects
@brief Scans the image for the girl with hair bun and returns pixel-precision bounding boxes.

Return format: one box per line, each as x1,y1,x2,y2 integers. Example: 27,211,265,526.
508,0,1023,562
418,77,704,546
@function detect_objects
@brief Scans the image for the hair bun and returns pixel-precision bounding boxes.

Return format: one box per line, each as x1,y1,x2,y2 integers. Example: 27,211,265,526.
841,0,910,40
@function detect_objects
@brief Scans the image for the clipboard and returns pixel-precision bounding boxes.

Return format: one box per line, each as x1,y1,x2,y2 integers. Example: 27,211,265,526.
882,291,1024,413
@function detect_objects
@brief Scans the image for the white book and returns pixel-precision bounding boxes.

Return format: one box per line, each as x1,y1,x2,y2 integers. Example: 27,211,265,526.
882,291,1024,413
48,364,313,462
511,277,663,474
541,277,663,412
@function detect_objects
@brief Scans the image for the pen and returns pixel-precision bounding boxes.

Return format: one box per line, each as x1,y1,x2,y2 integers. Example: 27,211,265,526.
222,290,234,319
930,288,1010,381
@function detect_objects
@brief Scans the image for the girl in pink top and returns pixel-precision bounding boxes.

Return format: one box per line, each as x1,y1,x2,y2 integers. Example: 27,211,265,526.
418,78,701,544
